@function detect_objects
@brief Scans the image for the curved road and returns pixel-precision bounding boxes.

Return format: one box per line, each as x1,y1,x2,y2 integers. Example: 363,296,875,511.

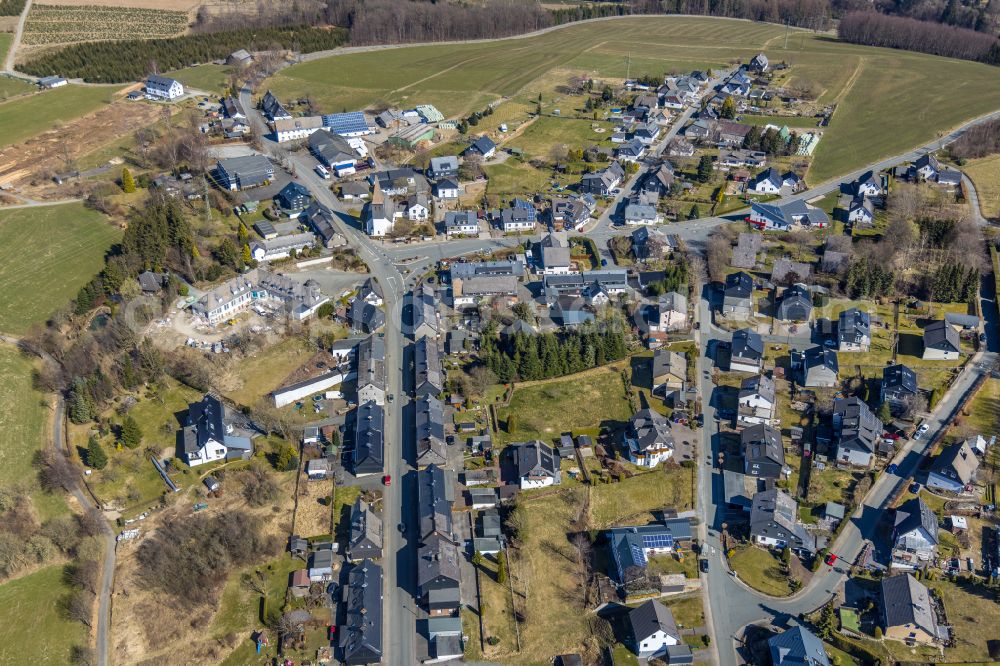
2,0,33,74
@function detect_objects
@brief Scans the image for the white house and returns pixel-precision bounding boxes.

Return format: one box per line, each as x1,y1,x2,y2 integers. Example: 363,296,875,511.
433,178,459,200
250,233,316,262
624,203,662,226
625,409,675,468
444,210,479,236
145,74,184,100
748,167,784,194
365,182,395,237
507,441,560,489
629,601,682,659
922,320,960,360
403,194,430,222
273,115,323,143
181,394,252,466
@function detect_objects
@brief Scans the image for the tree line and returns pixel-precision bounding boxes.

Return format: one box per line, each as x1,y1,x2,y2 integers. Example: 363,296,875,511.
480,321,629,383
0,0,24,16
949,117,1000,160
838,11,1000,65
872,0,1000,36
20,25,348,83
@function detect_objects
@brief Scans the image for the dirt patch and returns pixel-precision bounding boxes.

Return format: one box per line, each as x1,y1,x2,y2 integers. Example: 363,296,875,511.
0,97,160,199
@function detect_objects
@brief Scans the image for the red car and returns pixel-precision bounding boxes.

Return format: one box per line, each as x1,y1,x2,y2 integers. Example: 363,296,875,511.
382,474,392,486
825,553,838,566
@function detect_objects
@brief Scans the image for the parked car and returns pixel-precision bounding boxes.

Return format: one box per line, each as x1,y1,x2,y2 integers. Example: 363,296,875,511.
382,474,392,486
886,463,898,475
699,558,709,573
825,553,838,566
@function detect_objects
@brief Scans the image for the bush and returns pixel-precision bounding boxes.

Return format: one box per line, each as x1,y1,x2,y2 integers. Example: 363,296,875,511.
242,466,280,507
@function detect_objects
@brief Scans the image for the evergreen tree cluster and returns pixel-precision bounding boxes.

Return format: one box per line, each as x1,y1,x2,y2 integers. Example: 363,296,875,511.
21,26,348,83
480,321,628,383
67,342,164,425
743,125,794,156
647,262,688,296
75,199,194,314
927,261,979,304
844,257,895,299
0,0,25,16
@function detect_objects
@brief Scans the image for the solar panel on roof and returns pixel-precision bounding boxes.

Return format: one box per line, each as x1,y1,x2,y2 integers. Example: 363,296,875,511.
323,112,369,135
630,544,647,566
642,533,674,550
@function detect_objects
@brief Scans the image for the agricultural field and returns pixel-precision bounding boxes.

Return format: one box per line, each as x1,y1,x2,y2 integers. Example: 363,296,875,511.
0,203,120,334
0,72,35,100
266,16,1000,183
0,565,88,665
21,4,188,47
164,63,230,94
963,154,1000,219
507,115,614,159
0,343,66,519
0,83,117,149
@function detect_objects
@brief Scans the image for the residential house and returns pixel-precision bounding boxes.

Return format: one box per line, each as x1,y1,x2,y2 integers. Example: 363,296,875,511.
625,409,675,468
642,163,675,195
742,424,785,480
412,284,440,339
505,441,561,489
191,269,327,324
579,162,625,196
309,129,359,173
309,548,334,582
730,328,764,373
922,320,960,360
749,53,769,71
226,48,252,66
305,202,348,248
736,373,775,427
833,396,883,467
357,277,383,307
273,115,323,142
274,182,313,215
633,122,661,145
838,308,871,352
880,573,941,645
137,271,166,293
306,457,331,480
181,394,253,466
145,74,184,100
348,300,385,334
222,96,247,120
539,231,573,275
417,464,456,542
371,167,425,196
776,284,813,321
434,178,459,200
356,335,386,406
716,120,752,146
841,195,874,226
796,346,839,388
364,181,395,237
667,138,695,157
881,364,918,417
617,137,647,162
607,518,694,583
500,198,537,232
250,232,316,262
892,497,939,569
748,167,791,194
748,200,829,230
414,336,444,398
631,226,673,262
402,193,430,221
340,560,383,665
628,600,683,659
464,135,496,159
723,271,754,319
650,292,688,332
913,154,940,181
768,626,829,666
347,498,383,561
352,400,385,476
417,535,461,610
844,170,882,198
216,155,274,191
444,210,479,236
428,156,459,180
624,202,662,226
927,441,978,494
261,90,291,121
771,259,812,285
750,488,816,553
415,394,446,468
936,168,962,190
651,350,686,395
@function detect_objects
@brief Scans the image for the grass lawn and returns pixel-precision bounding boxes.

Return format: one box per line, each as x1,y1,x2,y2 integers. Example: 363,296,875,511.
589,465,695,528
266,16,1000,183
0,72,36,101
0,203,120,335
224,336,316,407
729,545,792,596
0,565,88,664
0,343,66,519
0,84,118,149
164,64,231,95
965,378,1000,436
477,556,519,658
507,115,613,159
484,159,564,196
612,644,640,666
964,153,1000,219
497,363,632,444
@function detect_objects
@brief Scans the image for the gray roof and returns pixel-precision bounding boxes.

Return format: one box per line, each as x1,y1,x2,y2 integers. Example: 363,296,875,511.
769,626,830,666
352,401,384,475
750,488,815,552
341,560,383,664
929,440,979,486
880,573,937,636
415,395,447,466
414,336,444,396
777,284,813,321
417,464,455,541
893,497,939,544
802,346,839,380
739,373,775,404
652,349,686,382
742,424,784,467
626,409,676,455
725,271,753,299
923,319,960,352
833,396,881,457
417,533,461,593
838,308,870,346
731,328,764,362
357,335,386,394
347,498,383,560
882,363,917,396
629,599,680,643
944,312,980,328
309,129,356,165
508,440,560,481
608,518,694,581
772,258,812,283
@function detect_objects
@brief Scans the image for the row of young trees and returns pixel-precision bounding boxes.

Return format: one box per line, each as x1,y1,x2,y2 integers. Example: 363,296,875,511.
838,11,1000,64
20,25,348,82
480,321,629,383
927,261,980,304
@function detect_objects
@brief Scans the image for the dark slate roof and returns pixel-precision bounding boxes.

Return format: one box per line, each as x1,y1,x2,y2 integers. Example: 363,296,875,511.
739,373,775,404
929,440,979,486
183,394,226,454
924,319,960,352
893,497,939,544
417,464,455,541
627,408,676,453
416,533,461,592
628,599,680,642
768,626,830,666
467,135,496,155
608,518,693,580
882,364,917,395
509,440,559,480
776,284,813,321
742,424,784,466
724,271,753,298
833,396,882,456
340,560,383,664
803,346,839,377
731,328,764,361
415,394,447,466
353,400,384,475
750,488,815,551
347,498,383,560
838,308,870,346
880,573,937,635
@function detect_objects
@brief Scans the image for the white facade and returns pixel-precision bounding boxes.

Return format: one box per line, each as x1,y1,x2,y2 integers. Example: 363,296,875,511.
273,372,348,408
435,184,459,199
503,220,535,232
628,446,673,468
145,76,184,100
446,221,479,236
519,475,556,490
750,179,780,194
636,629,679,659
187,436,228,466
730,358,762,374
367,215,394,237
406,202,429,221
